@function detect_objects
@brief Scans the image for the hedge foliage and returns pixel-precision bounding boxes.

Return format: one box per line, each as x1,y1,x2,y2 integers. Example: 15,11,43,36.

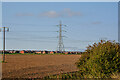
76,40,120,78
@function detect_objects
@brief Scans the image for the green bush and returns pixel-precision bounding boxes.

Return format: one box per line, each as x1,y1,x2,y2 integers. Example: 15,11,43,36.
76,40,120,78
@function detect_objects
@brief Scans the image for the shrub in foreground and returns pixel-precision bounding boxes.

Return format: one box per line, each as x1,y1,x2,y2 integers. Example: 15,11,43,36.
76,40,120,78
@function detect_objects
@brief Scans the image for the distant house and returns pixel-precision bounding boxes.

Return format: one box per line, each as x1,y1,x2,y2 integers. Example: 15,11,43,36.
36,51,43,54
49,51,55,54
12,50,19,53
8,50,19,53
36,52,41,54
9,50,14,53
42,51,48,54
20,50,26,54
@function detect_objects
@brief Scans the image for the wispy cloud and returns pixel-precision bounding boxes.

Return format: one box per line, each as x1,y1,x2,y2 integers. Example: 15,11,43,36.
16,8,82,18
62,8,82,17
39,8,82,18
39,11,60,18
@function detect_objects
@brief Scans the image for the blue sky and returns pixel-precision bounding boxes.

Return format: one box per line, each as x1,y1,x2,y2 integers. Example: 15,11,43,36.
0,2,118,51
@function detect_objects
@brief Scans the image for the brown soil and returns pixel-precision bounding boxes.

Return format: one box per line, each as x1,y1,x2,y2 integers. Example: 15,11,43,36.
2,54,81,78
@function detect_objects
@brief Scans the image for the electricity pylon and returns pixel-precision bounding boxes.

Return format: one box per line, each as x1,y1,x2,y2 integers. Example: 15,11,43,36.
56,21,67,52
0,27,9,62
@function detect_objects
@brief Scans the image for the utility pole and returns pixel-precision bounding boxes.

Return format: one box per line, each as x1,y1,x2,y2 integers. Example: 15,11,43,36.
0,27,9,62
56,21,67,52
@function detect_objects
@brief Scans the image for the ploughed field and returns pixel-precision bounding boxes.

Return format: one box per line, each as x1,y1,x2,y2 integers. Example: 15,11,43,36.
2,54,81,78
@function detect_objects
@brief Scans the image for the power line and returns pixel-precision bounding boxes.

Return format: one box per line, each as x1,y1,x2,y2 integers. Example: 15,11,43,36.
6,39,57,43
3,23,57,27
7,30,57,35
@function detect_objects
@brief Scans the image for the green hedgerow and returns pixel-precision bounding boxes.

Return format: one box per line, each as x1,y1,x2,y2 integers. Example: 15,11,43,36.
76,40,120,78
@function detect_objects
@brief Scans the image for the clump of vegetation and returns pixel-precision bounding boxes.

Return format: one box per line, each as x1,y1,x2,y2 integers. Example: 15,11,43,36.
76,40,120,78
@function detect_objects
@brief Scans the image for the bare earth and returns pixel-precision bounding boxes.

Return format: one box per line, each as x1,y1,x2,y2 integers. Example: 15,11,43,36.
2,54,81,78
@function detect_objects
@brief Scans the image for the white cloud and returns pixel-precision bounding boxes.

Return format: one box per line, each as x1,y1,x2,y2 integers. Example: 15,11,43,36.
39,11,60,18
39,8,82,18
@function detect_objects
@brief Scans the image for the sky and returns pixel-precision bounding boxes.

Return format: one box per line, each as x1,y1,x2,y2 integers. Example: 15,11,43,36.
0,2,118,51
1,0,119,2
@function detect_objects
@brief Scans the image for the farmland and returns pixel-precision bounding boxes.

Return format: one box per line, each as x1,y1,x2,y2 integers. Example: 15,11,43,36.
2,54,81,78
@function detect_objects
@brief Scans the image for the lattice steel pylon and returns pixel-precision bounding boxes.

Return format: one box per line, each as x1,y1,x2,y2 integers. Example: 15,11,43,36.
56,21,67,52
